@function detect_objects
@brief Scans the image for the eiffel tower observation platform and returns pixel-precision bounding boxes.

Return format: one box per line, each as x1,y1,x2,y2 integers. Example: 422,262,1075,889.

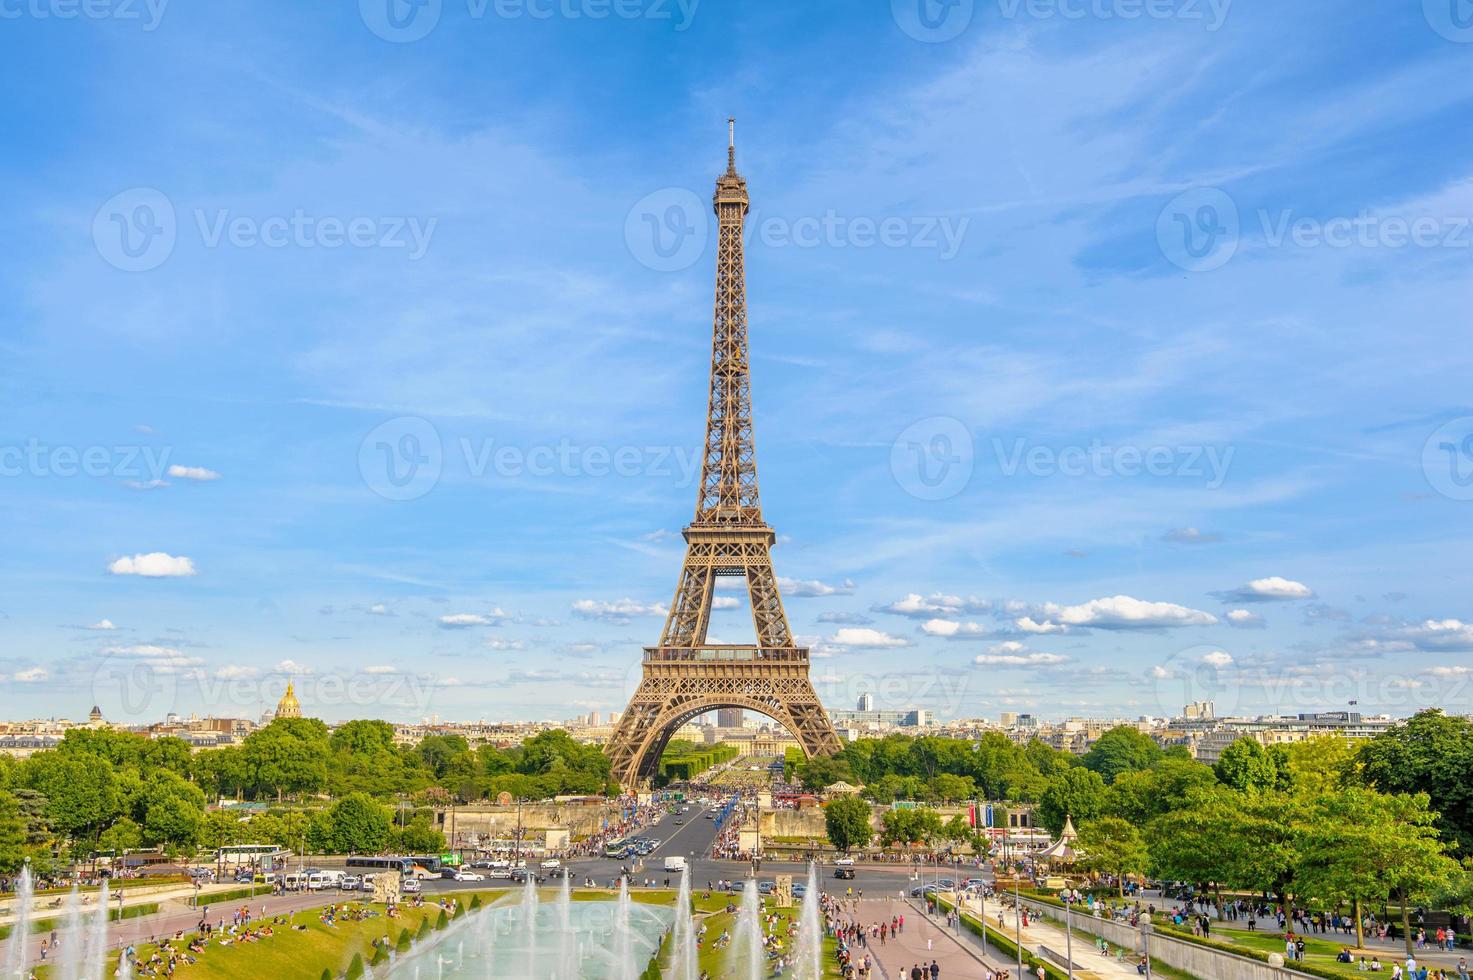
642,645,810,663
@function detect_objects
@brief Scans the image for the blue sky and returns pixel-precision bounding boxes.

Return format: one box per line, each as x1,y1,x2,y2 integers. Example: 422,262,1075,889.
2,0,1471,726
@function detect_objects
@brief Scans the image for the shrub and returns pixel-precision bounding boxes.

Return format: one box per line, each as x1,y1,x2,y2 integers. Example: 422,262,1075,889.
345,952,365,979
396,927,413,952
435,909,449,930
416,917,432,940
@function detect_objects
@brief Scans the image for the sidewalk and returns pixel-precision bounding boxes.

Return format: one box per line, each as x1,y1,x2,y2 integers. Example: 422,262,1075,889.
954,894,1141,980
1208,918,1470,972
849,897,1009,979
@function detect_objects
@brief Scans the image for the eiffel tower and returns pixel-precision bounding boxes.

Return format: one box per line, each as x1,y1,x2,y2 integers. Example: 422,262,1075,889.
605,121,842,788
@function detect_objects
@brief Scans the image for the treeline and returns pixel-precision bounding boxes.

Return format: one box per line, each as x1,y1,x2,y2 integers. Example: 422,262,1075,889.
805,711,1473,951
656,741,738,783
0,721,616,873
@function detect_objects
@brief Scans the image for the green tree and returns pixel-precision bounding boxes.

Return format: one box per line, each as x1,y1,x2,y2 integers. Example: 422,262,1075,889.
1280,736,1358,796
1077,816,1149,895
141,771,207,850
795,755,854,792
878,807,943,847
242,719,331,801
1356,710,1473,853
928,773,976,802
1036,767,1106,835
823,796,873,854
19,752,120,840
1104,759,1218,824
326,793,393,853
1213,737,1280,793
1296,788,1461,955
1081,727,1163,785
0,790,29,875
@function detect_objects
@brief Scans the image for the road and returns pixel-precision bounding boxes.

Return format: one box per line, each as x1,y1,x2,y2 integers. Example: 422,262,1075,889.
423,799,966,901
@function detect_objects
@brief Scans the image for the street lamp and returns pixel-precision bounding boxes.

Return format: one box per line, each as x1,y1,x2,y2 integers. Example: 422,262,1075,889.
1140,917,1154,980
1014,861,1023,977
1064,891,1075,980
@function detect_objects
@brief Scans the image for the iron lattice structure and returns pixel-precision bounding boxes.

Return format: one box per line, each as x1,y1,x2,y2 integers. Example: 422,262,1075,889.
605,122,842,788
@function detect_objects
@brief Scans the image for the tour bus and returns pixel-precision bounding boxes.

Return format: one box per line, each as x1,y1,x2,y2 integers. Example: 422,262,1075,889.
604,839,632,859
215,844,287,868
344,856,437,880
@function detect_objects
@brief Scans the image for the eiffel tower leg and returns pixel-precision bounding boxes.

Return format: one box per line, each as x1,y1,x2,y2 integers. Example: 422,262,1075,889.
744,552,792,648
660,561,715,647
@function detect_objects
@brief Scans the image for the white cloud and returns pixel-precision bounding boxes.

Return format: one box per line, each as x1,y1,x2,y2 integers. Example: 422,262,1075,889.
486,637,526,651
1225,609,1266,629
1218,576,1314,602
107,552,196,578
87,618,118,631
1397,619,1473,651
827,628,908,649
167,464,221,481
438,610,509,629
712,596,740,609
876,592,990,618
275,659,314,675
1425,665,1473,678
14,667,48,683
571,598,667,623
363,665,397,674
973,642,1068,667
1030,595,1217,631
778,578,855,598
215,665,259,679
1163,527,1221,544
101,645,204,673
368,603,392,616
1015,616,1069,635
1201,650,1234,668
921,618,988,638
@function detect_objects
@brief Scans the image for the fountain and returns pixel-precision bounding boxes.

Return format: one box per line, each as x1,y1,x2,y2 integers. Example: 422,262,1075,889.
729,878,763,980
613,879,634,980
794,863,823,980
4,866,33,979
388,878,673,978
667,868,697,980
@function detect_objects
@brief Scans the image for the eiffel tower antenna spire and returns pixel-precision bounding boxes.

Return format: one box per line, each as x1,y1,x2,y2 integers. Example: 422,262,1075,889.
604,123,841,788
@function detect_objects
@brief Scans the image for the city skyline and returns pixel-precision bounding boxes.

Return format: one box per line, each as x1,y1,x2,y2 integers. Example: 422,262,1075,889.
3,2,1472,726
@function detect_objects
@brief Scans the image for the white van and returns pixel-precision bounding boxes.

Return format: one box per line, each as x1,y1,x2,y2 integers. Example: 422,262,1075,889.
663,856,686,872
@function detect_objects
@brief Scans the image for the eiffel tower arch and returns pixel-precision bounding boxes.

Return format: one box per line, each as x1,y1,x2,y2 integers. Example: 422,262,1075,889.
605,121,842,789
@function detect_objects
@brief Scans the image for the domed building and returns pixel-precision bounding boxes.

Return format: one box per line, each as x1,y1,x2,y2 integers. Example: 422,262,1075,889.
276,680,302,719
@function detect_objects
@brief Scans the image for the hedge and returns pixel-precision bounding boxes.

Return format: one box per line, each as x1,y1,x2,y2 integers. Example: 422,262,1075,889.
0,901,160,940
657,743,739,782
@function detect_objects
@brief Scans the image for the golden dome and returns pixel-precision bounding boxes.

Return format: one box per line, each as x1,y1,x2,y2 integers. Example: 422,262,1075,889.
276,680,302,719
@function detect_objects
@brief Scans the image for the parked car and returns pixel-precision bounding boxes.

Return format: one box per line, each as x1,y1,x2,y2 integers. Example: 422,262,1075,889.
453,869,485,882
401,877,421,894
340,875,363,890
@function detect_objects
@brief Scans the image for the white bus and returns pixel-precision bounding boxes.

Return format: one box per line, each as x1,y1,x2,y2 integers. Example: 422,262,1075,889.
216,844,287,867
